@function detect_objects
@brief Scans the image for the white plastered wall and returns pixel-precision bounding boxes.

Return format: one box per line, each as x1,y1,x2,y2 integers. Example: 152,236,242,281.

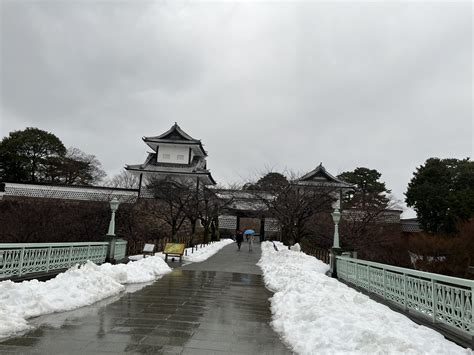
157,145,189,164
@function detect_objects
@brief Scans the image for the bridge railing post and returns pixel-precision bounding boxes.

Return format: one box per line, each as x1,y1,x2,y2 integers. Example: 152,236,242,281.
329,247,342,278
432,279,437,323
46,246,52,272
18,247,25,277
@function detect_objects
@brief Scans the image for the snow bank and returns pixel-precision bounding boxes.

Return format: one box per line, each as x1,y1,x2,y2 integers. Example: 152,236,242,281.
183,239,234,262
100,255,172,283
258,242,469,355
0,256,171,339
129,239,234,264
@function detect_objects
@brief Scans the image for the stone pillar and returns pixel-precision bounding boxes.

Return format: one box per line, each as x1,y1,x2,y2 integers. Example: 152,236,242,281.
329,247,342,278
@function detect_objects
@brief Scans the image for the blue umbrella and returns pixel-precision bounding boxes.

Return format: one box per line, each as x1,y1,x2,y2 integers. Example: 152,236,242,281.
244,229,255,235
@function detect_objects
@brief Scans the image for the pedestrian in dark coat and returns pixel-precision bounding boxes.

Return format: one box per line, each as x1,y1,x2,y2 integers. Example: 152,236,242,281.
235,230,244,251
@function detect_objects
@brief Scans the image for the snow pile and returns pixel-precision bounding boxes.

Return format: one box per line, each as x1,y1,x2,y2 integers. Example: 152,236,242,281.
184,239,234,262
129,239,234,264
258,242,469,355
100,255,171,283
289,243,301,252
0,256,171,339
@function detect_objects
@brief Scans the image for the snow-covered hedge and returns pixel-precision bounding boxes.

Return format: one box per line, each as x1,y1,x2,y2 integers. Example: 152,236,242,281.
0,256,171,339
258,242,468,355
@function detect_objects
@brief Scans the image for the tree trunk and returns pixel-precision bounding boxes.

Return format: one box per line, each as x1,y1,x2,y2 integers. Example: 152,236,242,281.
210,221,216,242
189,218,197,246
171,222,178,243
203,225,210,244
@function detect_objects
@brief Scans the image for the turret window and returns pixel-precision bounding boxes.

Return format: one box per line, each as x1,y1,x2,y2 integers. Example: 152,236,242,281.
177,154,185,161
162,153,170,160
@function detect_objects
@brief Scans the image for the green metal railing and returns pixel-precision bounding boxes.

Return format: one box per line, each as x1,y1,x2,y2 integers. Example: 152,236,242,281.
0,242,109,279
114,240,127,261
337,256,474,339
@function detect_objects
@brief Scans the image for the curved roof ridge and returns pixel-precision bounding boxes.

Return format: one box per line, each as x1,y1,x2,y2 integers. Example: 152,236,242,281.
143,122,198,142
298,163,354,188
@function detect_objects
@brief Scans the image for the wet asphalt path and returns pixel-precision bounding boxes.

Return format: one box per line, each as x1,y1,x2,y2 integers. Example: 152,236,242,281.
0,241,292,354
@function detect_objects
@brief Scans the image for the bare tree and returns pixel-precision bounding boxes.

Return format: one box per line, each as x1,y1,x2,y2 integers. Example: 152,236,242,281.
253,172,337,246
147,177,195,242
45,147,107,185
105,170,139,189
180,185,236,244
181,179,201,245
198,187,236,243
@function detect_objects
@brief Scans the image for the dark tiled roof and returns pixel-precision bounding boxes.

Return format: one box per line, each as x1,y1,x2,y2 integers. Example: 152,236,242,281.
143,122,198,142
298,163,354,189
2,182,138,203
401,219,423,233
142,123,208,156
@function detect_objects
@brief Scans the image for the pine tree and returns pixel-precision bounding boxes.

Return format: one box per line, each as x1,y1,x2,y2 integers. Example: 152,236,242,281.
338,167,391,208
0,127,66,182
405,158,474,234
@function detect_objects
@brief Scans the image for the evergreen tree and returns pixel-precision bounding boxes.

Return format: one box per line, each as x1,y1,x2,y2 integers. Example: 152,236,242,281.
405,158,474,234
243,172,288,191
338,167,391,208
0,127,66,182
0,128,106,185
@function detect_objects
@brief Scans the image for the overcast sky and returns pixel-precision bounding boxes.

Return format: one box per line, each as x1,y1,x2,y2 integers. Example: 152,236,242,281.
1,1,472,217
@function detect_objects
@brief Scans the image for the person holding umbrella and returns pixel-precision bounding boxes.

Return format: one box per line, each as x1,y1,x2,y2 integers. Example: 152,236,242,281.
244,229,255,251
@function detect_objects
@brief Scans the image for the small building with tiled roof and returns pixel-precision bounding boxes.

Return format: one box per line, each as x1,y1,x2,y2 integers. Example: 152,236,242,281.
125,123,216,186
297,163,355,190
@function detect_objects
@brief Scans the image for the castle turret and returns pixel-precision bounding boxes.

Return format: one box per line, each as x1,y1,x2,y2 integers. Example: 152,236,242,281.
125,123,216,185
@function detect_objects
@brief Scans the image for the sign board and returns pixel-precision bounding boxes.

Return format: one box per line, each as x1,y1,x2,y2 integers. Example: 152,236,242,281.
143,244,155,253
164,243,185,256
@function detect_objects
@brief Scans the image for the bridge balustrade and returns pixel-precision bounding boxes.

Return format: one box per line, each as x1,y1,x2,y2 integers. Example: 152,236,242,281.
0,242,112,279
336,255,474,342
113,240,127,261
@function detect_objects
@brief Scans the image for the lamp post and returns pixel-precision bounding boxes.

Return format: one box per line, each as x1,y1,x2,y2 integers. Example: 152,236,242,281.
331,207,341,249
107,198,119,236
106,198,120,263
329,198,342,277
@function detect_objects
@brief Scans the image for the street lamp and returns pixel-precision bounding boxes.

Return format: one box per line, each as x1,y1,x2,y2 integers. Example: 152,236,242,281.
329,197,342,278
106,197,120,262
107,198,120,236
331,207,341,249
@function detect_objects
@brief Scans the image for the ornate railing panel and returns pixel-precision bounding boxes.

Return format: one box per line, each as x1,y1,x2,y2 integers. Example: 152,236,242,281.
0,242,109,279
114,240,127,261
337,256,474,339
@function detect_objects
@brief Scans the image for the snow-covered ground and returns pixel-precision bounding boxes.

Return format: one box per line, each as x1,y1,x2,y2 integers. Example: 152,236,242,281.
0,256,171,339
181,238,234,262
0,239,234,340
129,238,234,263
258,242,470,355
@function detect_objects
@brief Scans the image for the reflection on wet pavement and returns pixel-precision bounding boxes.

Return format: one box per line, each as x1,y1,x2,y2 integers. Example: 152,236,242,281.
0,243,292,354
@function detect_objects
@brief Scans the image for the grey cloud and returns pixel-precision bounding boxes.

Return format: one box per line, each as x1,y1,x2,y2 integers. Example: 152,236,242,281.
1,1,472,217
1,1,207,120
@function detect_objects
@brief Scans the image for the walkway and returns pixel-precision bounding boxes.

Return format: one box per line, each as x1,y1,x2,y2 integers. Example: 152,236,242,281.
0,242,292,354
